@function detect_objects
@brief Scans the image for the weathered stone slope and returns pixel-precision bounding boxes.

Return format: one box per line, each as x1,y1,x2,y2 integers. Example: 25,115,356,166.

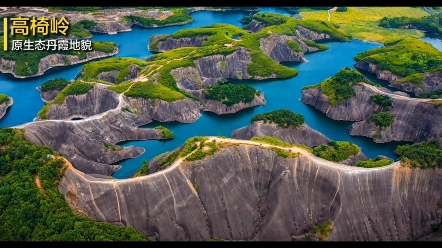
58,140,442,241
0,97,13,119
42,84,120,120
355,60,442,96
19,110,163,176
231,121,331,147
259,34,318,63
301,83,442,143
95,64,141,84
149,35,211,52
38,88,62,103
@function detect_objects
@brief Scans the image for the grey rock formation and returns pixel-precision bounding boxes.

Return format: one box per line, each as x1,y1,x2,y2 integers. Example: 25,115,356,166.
231,121,331,147
0,97,13,119
89,22,132,34
149,35,210,52
96,64,141,84
355,61,442,97
296,26,332,41
200,92,266,115
339,151,369,166
301,83,442,143
244,19,268,33
125,97,202,123
20,110,163,176
301,84,380,121
38,88,61,103
259,34,308,63
42,84,120,120
58,142,442,241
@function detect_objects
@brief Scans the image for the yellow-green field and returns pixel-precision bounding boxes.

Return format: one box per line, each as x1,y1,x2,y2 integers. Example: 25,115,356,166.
299,7,430,43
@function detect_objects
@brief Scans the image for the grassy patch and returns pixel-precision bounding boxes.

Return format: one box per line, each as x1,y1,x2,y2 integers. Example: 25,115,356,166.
317,67,370,106
299,7,429,43
40,78,70,92
251,109,304,128
312,141,360,162
155,126,174,139
124,8,192,28
203,83,260,106
0,94,10,104
367,112,394,128
286,40,302,52
250,136,313,152
185,140,219,161
354,37,442,79
80,57,148,84
125,81,185,102
355,156,394,168
395,140,442,169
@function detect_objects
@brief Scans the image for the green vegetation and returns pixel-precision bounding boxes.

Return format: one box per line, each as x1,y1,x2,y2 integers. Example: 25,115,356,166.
395,140,442,169
355,156,394,168
70,20,98,38
379,13,442,37
133,159,149,177
286,40,302,52
157,150,180,170
124,8,192,28
299,7,429,43
418,89,442,99
429,100,442,108
0,39,117,77
305,67,370,106
210,237,226,241
40,78,70,92
251,109,304,128
203,83,260,106
370,94,392,110
367,112,394,128
108,81,132,94
250,136,294,148
267,147,300,159
354,38,442,86
80,57,148,84
125,80,186,102
0,127,149,241
303,220,334,241
155,126,174,139
312,141,360,162
179,136,207,158
185,140,219,162
103,142,122,152
220,61,227,71
92,42,117,53
0,94,10,104
52,81,94,104
301,39,329,51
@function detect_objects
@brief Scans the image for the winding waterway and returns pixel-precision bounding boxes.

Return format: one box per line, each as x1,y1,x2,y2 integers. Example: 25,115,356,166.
0,7,441,179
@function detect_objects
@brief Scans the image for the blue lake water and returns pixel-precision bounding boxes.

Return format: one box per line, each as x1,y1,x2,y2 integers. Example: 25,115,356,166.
0,7,441,179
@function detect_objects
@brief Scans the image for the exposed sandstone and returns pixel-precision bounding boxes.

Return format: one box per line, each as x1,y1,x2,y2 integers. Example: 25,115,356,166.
244,19,268,33
259,34,309,63
200,92,266,115
296,26,332,41
58,140,442,241
301,83,442,143
19,109,163,176
0,97,13,119
149,35,210,52
231,121,331,147
96,64,141,84
41,84,120,121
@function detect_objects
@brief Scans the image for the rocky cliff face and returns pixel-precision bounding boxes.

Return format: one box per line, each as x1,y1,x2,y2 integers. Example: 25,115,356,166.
125,97,202,123
296,26,332,41
244,19,268,33
301,84,381,121
355,61,442,96
150,35,210,52
339,151,369,166
0,97,13,119
259,34,309,63
301,83,442,143
0,48,119,79
231,121,331,147
201,92,266,115
37,87,61,103
89,22,132,34
44,84,120,120
96,64,141,84
20,109,163,176
170,53,267,115
58,141,442,241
